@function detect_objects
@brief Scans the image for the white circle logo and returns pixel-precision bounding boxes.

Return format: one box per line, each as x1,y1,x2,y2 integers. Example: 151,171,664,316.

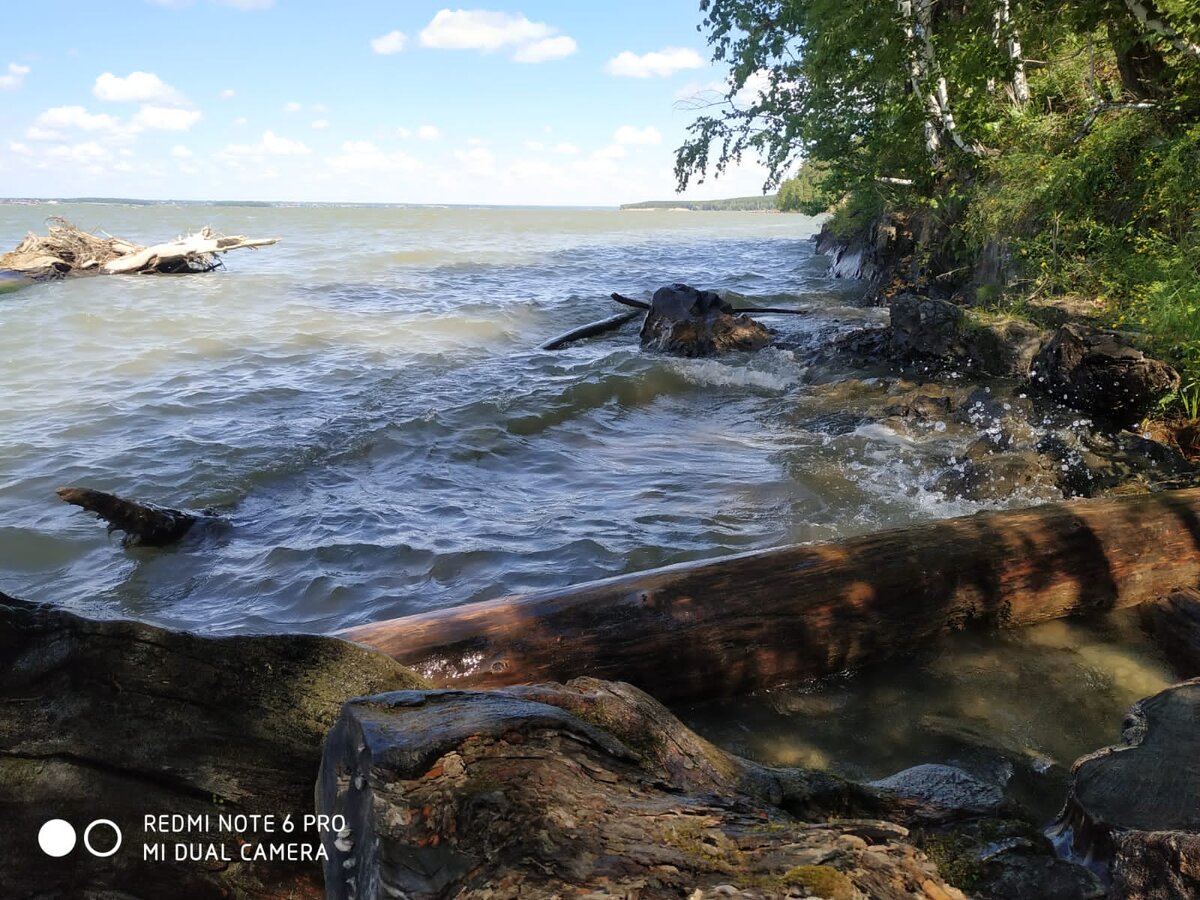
84,819,123,858
38,819,77,857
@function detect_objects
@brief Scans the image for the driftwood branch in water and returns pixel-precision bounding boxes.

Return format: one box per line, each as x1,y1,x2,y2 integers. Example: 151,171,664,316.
0,218,278,279
56,486,205,547
340,487,1200,703
539,311,639,350
611,290,810,316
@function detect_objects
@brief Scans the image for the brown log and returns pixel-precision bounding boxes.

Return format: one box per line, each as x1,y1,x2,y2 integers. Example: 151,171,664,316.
611,290,811,316
340,488,1200,703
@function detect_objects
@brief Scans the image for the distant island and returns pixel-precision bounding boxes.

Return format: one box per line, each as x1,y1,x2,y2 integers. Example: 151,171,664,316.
620,195,777,212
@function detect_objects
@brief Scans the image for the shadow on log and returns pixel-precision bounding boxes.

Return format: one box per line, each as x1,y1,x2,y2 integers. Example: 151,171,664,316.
57,485,214,547
0,591,428,898
317,678,968,899
1140,587,1200,676
340,488,1200,704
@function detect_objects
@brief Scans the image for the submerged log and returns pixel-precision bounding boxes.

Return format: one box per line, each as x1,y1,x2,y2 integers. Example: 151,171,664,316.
317,678,967,899
539,310,639,350
1049,678,1200,890
56,485,210,547
1140,587,1200,676
341,487,1200,703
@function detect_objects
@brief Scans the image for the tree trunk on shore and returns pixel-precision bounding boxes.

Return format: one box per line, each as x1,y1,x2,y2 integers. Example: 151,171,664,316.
318,678,968,899
340,488,1200,703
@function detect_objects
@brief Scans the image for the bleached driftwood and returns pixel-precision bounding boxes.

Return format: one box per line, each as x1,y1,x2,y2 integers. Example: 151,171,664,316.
102,227,278,274
0,218,278,279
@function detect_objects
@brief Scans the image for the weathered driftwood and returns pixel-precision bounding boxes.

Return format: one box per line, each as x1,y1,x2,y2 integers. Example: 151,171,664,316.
0,217,277,279
1049,678,1200,888
1140,587,1200,676
341,487,1200,703
56,485,211,547
0,591,428,899
539,310,639,350
611,290,812,316
317,678,968,899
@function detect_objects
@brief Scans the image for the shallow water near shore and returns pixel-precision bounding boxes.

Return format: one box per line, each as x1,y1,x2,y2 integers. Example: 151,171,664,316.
0,202,1176,804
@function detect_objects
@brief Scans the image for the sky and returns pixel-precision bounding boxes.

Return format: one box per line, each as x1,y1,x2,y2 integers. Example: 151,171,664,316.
0,1,776,206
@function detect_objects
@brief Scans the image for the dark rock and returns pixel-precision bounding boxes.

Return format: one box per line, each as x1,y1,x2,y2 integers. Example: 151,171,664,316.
0,591,427,899
1110,830,1200,899
982,852,1106,900
1031,324,1180,426
640,283,772,356
869,764,1005,815
961,319,1047,377
890,294,966,359
318,679,968,899
935,453,1061,502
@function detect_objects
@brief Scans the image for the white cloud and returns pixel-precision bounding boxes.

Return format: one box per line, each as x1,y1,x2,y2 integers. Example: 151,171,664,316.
371,30,408,55
420,9,551,49
513,35,576,63
224,130,311,156
396,127,413,139
94,71,184,104
454,146,495,176
417,125,441,140
328,140,419,174
284,101,302,113
312,103,328,113
0,62,30,91
133,105,202,130
733,69,772,109
614,125,661,146
234,116,248,126
593,144,627,161
29,106,121,139
48,141,109,163
218,0,274,9
605,47,703,78
8,141,31,155
220,88,236,99
311,119,329,130
525,140,545,151
419,9,574,61
171,144,193,158
551,142,579,155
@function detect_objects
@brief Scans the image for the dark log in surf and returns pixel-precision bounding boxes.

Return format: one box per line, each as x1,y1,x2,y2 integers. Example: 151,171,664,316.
539,311,640,350
56,486,204,547
1048,678,1200,886
339,487,1200,703
610,291,810,316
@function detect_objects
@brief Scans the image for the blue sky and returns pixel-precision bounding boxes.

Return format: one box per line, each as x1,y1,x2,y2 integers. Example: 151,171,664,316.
0,1,776,205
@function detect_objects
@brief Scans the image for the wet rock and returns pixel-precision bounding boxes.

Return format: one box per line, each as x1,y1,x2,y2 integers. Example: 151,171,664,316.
982,852,1106,900
890,294,966,359
640,283,772,356
961,318,1047,377
0,591,428,899
1031,324,1180,427
870,764,1006,815
1139,588,1200,678
317,679,968,899
935,453,1061,502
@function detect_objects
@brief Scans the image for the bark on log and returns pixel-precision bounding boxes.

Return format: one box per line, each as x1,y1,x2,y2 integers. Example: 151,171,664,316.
0,591,428,899
1049,678,1200,889
101,228,278,274
317,678,968,899
340,487,1200,703
539,311,640,350
1140,587,1200,677
56,485,210,547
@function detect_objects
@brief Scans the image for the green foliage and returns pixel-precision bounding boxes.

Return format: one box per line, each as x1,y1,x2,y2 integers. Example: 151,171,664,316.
677,0,1200,395
776,160,831,213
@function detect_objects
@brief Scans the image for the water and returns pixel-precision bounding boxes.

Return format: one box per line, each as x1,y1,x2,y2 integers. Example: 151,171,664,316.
0,202,1176,798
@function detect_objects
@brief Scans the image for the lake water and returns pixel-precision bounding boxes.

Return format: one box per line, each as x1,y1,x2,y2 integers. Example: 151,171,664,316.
0,202,1176,793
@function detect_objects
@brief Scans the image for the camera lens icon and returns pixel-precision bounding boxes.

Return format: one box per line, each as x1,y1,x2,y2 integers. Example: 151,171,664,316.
38,819,122,858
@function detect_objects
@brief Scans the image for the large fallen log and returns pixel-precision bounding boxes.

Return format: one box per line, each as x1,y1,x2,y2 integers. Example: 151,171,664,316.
341,487,1200,703
0,217,277,279
56,485,214,547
